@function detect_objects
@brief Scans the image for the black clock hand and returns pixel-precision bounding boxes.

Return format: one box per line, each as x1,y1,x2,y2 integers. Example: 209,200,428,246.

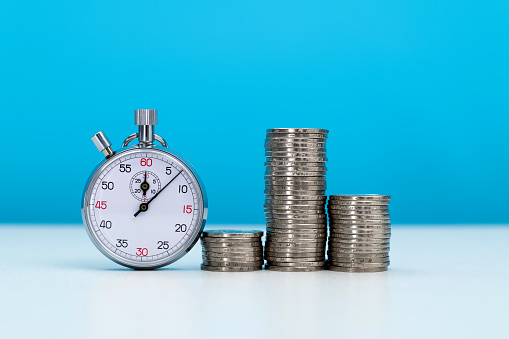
141,171,149,195
134,170,183,217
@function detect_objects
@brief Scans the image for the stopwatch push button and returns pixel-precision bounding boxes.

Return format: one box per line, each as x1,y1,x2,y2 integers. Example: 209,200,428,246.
91,131,114,158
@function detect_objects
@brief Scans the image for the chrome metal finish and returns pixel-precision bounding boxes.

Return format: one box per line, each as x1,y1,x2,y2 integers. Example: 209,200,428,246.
91,131,114,158
122,133,168,148
135,109,157,146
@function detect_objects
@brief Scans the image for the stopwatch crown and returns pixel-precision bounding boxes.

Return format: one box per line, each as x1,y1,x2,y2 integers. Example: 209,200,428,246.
135,109,158,126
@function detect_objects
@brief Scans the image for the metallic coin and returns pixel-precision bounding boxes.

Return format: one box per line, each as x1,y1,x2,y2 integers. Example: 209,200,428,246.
203,246,264,253
265,190,327,196
266,227,326,233
265,136,327,143
198,241,262,250
202,255,263,262
202,259,264,267
266,224,327,230
328,265,388,273
265,248,324,255
329,194,390,201
329,200,390,206
265,206,326,213
265,143,327,150
201,237,263,243
266,256,325,262
329,256,390,266
201,265,262,272
266,169,327,176
327,205,389,211
267,128,329,134
327,251,389,258
331,215,391,220
328,210,390,216
266,236,326,242
329,262,390,269
332,219,391,225
265,265,325,272
265,156,328,163
203,251,263,258
268,261,326,267
267,209,326,216
264,250,325,258
266,195,327,202
267,231,327,238
266,131,328,138
266,178,326,184
202,230,264,238
330,224,390,230
266,213,327,219
328,242,390,250
265,241,325,248
328,248,390,254
330,230,391,236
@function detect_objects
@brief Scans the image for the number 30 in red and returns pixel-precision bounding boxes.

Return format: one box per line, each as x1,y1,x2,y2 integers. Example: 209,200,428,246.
136,248,148,256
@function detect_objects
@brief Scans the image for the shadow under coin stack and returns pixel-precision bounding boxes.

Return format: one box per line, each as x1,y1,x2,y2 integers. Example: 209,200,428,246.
327,194,391,272
200,230,264,272
264,128,329,272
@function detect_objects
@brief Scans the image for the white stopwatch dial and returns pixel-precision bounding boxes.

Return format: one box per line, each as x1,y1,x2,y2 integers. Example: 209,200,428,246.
82,147,207,269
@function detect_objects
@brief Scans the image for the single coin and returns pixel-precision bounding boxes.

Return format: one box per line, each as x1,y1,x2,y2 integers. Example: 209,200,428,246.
329,200,390,206
328,210,390,216
330,224,390,230
266,227,326,233
328,248,390,254
266,195,327,202
203,251,263,258
328,242,390,250
267,232,327,238
266,213,327,219
267,210,326,217
331,215,391,220
268,261,326,267
267,128,329,134
264,250,325,258
202,230,264,238
332,219,391,224
265,190,327,196
201,265,262,272
266,131,328,138
265,248,324,255
328,266,388,273
202,260,264,267
265,241,325,249
265,265,325,272
265,137,327,143
328,258,390,265
265,156,328,162
265,143,327,150
265,206,326,213
266,224,327,230
330,230,391,236
203,254,263,261
203,246,264,253
200,242,262,248
329,194,390,201
327,251,389,258
328,205,389,211
201,237,263,244
329,261,390,268
265,256,325,262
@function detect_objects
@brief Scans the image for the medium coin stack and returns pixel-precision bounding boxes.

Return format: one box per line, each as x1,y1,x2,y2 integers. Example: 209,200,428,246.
264,128,329,272
200,230,264,272
327,194,391,272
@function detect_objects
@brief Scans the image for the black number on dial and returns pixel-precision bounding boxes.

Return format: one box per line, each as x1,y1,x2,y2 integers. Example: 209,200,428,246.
116,239,128,248
157,241,169,250
175,224,187,232
101,181,114,190
119,164,131,173
178,185,188,193
100,220,112,229
166,167,172,175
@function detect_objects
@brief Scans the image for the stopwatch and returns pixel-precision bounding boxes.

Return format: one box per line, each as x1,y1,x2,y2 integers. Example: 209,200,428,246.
82,109,207,269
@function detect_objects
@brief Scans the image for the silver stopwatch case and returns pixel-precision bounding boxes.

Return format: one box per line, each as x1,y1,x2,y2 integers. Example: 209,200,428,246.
81,110,207,269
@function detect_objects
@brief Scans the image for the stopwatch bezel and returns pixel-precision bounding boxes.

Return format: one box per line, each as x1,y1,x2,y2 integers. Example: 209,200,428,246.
81,145,208,269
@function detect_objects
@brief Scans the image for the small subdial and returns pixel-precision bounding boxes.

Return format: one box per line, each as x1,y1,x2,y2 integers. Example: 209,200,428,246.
129,171,161,201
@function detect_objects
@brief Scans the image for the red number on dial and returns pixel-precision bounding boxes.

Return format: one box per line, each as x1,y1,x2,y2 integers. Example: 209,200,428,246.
95,201,107,209
183,205,192,214
140,158,152,167
136,248,148,256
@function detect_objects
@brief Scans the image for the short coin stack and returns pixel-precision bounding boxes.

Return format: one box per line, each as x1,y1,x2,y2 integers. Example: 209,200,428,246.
200,230,264,272
327,194,391,272
264,128,329,272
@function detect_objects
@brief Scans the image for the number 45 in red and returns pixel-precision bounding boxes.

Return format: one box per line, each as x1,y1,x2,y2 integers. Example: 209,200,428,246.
183,205,192,214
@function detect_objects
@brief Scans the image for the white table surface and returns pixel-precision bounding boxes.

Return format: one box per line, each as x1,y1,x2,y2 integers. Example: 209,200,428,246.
0,224,508,339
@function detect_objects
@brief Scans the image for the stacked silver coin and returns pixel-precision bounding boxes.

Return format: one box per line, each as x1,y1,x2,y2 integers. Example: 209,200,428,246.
327,194,391,272
264,128,329,272
200,230,264,272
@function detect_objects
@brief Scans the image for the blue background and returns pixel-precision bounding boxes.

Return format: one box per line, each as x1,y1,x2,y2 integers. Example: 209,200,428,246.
1,1,508,224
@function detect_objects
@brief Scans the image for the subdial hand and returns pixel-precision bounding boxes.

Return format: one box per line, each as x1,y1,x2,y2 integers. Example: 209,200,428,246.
134,170,183,217
141,171,149,196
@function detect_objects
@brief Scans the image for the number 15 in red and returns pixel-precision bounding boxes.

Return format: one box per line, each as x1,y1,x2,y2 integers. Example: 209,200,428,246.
183,205,192,214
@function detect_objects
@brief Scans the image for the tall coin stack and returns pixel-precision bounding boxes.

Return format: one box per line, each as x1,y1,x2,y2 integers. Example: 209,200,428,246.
200,230,264,272
327,194,391,272
264,128,329,272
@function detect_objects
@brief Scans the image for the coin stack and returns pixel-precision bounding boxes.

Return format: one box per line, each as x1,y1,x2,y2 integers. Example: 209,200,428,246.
200,230,264,272
327,194,391,272
264,128,329,272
